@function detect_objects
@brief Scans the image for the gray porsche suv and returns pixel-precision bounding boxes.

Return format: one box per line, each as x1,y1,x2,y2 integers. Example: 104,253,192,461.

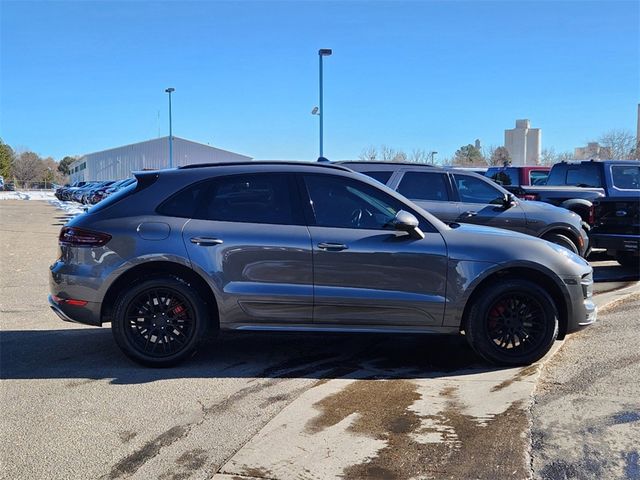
49,161,596,367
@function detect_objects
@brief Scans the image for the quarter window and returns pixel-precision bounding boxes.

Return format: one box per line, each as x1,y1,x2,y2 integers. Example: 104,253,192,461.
397,172,449,201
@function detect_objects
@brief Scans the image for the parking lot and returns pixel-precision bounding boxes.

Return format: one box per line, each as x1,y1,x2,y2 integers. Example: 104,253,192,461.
1,198,638,480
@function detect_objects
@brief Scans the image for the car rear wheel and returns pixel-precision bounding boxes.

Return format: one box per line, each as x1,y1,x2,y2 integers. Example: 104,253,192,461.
542,232,579,255
112,276,207,367
466,279,559,366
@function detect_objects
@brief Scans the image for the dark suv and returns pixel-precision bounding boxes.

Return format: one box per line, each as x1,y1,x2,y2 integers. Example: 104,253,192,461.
49,162,595,367
343,162,589,256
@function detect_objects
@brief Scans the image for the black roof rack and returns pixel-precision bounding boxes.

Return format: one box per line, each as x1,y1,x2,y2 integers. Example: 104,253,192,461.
178,160,353,172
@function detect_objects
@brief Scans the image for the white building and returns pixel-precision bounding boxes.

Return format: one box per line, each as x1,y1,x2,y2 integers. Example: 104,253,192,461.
69,136,252,182
504,119,541,166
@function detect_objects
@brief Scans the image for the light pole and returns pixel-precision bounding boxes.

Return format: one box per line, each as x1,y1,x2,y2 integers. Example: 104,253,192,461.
430,151,438,164
318,48,332,158
165,87,175,168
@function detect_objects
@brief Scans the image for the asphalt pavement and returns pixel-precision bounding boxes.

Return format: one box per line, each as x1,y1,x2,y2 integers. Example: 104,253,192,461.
1,199,638,480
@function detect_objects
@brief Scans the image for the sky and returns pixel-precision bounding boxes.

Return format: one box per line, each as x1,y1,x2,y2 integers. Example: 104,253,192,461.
1,0,638,162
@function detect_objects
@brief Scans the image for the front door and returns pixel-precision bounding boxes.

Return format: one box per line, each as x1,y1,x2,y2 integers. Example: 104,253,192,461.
451,173,527,232
301,173,448,327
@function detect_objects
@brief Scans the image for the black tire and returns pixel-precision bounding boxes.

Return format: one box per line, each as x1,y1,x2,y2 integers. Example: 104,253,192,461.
112,276,208,367
616,252,640,269
466,279,559,366
542,232,579,255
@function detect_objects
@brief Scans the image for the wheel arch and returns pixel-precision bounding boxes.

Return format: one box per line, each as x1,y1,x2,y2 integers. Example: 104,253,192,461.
100,261,219,329
460,266,570,340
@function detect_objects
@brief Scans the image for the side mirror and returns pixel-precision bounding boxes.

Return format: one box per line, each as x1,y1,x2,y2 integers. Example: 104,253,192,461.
502,194,516,209
392,210,425,239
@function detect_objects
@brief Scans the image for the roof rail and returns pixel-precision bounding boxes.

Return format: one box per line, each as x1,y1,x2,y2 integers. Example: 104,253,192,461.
178,160,353,172
337,160,438,167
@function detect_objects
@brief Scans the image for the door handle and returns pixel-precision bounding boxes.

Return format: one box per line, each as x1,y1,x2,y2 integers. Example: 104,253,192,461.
462,211,478,217
190,237,223,246
317,242,348,251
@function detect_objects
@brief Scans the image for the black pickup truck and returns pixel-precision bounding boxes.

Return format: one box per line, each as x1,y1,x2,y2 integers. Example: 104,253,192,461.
488,161,611,226
587,162,640,267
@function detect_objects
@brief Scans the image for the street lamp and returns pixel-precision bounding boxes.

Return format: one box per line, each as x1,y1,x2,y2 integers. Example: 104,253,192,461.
165,87,175,168
430,151,438,164
318,48,332,158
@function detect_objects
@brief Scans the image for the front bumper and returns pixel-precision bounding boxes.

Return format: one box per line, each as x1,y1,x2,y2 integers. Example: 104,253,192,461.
589,233,639,255
564,272,597,334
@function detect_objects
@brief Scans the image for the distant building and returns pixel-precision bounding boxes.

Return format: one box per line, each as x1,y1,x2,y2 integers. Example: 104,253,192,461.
574,142,612,160
504,119,541,166
69,136,252,182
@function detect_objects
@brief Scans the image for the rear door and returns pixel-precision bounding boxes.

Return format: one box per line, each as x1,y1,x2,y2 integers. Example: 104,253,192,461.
393,170,460,223
175,173,314,327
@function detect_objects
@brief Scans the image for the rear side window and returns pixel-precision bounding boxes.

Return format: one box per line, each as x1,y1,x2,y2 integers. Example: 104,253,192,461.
158,173,303,225
565,164,603,187
611,165,640,190
361,171,393,185
397,172,450,201
530,170,549,185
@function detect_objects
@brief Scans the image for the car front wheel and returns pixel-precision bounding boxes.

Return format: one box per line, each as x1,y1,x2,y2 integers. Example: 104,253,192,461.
465,279,559,366
542,232,579,255
112,276,208,367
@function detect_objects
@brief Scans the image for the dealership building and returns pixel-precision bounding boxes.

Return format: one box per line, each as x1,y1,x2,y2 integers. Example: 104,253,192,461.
68,136,252,183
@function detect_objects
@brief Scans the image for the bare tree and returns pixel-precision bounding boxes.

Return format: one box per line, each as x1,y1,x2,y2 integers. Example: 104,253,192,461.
598,130,637,160
409,148,430,164
555,151,574,163
11,151,44,184
539,148,557,166
380,145,397,161
359,145,378,161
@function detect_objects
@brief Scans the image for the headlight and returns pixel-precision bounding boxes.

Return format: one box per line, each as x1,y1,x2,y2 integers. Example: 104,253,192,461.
549,242,589,267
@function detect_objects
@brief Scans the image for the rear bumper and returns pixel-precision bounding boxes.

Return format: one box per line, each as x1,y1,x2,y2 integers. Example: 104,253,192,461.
48,295,102,326
590,233,639,254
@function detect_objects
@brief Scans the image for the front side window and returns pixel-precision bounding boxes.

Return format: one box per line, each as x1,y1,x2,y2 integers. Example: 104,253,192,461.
303,174,407,230
453,174,504,204
158,173,301,225
397,172,449,201
611,165,640,190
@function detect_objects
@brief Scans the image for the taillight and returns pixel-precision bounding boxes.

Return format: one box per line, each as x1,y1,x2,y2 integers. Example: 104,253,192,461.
521,194,539,201
59,227,111,247
588,205,595,225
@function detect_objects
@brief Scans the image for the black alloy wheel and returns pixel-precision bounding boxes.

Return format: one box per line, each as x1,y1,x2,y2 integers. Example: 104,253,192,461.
466,279,559,365
112,276,208,367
